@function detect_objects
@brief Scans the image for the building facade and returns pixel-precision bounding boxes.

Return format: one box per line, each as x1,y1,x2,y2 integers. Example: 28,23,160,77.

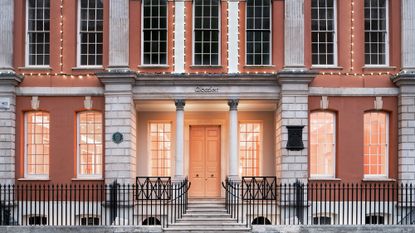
0,0,414,202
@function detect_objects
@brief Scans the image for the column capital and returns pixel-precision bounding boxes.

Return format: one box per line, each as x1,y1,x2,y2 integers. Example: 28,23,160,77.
228,99,239,111
175,99,186,111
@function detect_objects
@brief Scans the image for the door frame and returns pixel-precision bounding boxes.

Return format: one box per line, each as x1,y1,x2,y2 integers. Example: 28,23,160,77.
184,119,227,197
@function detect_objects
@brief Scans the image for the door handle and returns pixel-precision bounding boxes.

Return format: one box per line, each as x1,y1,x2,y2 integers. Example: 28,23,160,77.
210,174,214,178
196,174,199,178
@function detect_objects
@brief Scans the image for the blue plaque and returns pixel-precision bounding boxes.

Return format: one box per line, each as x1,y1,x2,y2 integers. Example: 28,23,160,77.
112,132,124,144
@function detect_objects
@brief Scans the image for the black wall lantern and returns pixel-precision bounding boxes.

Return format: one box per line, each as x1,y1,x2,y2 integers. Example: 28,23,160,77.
286,126,304,151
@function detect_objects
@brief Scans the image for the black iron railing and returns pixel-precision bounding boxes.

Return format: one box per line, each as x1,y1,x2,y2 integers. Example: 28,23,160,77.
0,177,190,227
223,176,415,227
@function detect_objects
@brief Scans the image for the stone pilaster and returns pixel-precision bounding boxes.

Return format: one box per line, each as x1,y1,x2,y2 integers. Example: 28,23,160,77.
228,0,239,73
174,0,185,73
392,75,415,184
97,71,137,184
109,0,129,69
228,99,239,178
402,0,415,70
276,71,316,184
175,99,185,178
0,74,23,184
284,0,305,69
0,0,14,72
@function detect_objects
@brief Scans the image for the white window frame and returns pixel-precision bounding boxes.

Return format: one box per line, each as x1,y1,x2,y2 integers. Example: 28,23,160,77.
24,111,50,180
311,0,338,68
147,121,173,177
192,0,221,66
141,0,169,66
76,111,103,179
238,121,263,177
309,111,336,179
244,0,272,66
25,0,50,68
76,0,104,68
364,0,389,67
363,112,389,179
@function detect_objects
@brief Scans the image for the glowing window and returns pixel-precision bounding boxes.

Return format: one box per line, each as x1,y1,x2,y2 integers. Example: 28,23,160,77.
150,122,172,176
310,112,336,178
364,112,388,177
25,111,50,178
239,123,261,176
77,111,103,177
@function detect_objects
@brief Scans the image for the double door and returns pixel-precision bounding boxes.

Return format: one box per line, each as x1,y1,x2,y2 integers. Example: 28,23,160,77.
189,125,221,198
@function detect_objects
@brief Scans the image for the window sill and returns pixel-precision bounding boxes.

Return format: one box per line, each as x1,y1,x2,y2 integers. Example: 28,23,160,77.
309,177,341,181
138,65,170,68
311,65,343,70
190,65,223,68
362,177,396,182
18,178,50,181
72,178,104,181
362,65,397,70
244,65,275,68
72,66,104,70
18,66,52,71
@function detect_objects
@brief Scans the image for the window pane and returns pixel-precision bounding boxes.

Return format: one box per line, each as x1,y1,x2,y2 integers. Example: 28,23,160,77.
25,112,50,177
193,0,220,65
246,0,271,65
310,112,335,177
239,123,261,176
78,111,103,176
364,112,388,177
142,0,168,65
150,122,172,176
27,0,50,66
311,0,336,65
78,0,103,66
364,0,387,65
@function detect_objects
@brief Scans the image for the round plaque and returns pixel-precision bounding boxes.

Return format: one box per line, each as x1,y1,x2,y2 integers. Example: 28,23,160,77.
112,132,124,144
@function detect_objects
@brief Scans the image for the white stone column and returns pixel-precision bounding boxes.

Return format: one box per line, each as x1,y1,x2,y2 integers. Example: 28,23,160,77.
228,0,239,73
402,0,415,70
228,99,239,178
109,0,129,69
97,72,137,184
284,0,305,69
0,75,23,185
174,0,185,73
276,72,316,184
0,0,14,72
175,100,185,177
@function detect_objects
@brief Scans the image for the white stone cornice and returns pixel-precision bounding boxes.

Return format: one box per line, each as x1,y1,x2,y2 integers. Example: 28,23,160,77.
16,87,104,96
309,87,399,96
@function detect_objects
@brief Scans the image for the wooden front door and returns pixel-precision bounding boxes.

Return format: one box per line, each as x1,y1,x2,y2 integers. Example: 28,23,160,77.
189,125,221,198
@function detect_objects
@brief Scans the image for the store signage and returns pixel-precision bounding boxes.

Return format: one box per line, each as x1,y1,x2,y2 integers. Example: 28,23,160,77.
194,86,219,93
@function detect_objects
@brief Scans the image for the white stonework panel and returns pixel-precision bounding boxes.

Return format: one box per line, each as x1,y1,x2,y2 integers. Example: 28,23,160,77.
0,76,22,185
109,0,129,68
104,93,137,184
276,73,316,184
402,0,415,69
284,0,305,68
309,87,399,96
0,0,14,70
228,0,239,73
174,1,185,73
17,87,104,96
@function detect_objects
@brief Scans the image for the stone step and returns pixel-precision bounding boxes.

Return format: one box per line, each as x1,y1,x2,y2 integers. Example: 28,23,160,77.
188,199,225,204
186,208,228,213
171,222,246,227
177,218,238,223
187,203,226,209
163,226,251,232
182,212,232,218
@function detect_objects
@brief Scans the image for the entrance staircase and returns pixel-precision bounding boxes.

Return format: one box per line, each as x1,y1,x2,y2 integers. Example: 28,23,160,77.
163,198,251,232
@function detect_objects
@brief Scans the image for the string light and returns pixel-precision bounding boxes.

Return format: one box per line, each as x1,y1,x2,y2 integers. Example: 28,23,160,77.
350,0,355,71
59,0,64,73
